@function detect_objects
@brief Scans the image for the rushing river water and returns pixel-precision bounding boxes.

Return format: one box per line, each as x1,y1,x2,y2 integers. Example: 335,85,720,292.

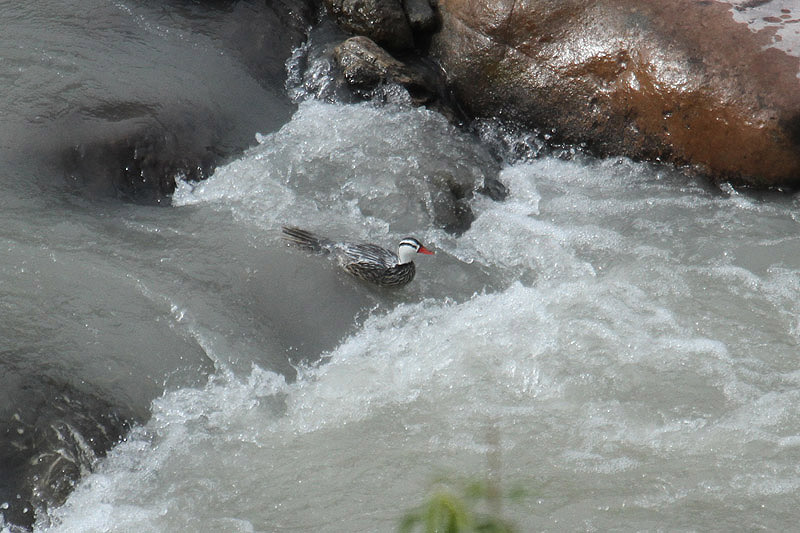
3,2,800,532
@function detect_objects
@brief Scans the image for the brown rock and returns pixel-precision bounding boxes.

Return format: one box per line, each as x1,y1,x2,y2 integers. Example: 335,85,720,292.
324,0,414,51
334,36,436,104
430,0,800,187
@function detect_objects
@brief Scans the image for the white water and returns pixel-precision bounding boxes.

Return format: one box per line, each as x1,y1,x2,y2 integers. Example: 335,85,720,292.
726,0,800,57
30,97,800,531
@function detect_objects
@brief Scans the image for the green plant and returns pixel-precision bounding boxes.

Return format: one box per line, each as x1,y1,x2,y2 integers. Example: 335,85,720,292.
399,479,522,533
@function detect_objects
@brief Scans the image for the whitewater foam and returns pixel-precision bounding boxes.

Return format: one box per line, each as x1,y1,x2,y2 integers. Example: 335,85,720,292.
37,262,800,530
173,99,495,239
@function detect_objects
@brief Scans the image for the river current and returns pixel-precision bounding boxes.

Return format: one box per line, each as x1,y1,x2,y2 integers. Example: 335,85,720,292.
3,2,800,532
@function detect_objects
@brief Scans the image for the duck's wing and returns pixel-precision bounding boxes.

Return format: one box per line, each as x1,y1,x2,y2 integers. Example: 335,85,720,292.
337,243,398,268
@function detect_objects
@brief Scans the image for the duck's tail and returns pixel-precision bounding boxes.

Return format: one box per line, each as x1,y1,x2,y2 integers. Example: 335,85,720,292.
281,226,331,254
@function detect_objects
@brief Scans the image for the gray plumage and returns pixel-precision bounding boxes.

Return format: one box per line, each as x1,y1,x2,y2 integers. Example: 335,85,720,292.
281,226,432,287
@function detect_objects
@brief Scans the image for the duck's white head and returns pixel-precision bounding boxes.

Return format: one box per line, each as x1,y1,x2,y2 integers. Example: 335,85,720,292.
397,237,434,265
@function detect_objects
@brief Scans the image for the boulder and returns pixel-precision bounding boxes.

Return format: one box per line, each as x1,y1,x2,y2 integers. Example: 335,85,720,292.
429,0,800,187
402,0,438,33
324,0,415,51
334,36,437,104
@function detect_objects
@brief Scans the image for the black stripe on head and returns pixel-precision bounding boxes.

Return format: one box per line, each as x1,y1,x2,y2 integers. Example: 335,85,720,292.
399,238,422,251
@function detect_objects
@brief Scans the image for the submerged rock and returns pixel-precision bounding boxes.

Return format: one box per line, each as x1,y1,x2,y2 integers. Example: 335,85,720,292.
63,118,219,205
0,373,135,529
424,170,476,234
429,0,800,187
47,0,315,205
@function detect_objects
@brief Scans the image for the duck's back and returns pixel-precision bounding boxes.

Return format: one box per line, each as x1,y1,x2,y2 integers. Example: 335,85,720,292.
337,243,398,269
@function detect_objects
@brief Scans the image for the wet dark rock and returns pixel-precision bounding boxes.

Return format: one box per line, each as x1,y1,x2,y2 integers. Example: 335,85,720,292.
402,0,438,32
287,21,362,104
425,171,475,234
420,170,508,234
478,175,508,201
0,372,136,529
323,0,414,51
333,36,436,104
429,0,800,187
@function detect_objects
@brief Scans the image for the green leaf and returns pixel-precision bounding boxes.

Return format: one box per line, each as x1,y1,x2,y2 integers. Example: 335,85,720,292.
399,513,422,533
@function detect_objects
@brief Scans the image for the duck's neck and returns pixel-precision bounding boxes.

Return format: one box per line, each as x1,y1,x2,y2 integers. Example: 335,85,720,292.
397,246,416,265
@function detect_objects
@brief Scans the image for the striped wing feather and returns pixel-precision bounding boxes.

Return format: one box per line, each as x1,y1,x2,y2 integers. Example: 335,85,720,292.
345,262,416,287
338,243,398,268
